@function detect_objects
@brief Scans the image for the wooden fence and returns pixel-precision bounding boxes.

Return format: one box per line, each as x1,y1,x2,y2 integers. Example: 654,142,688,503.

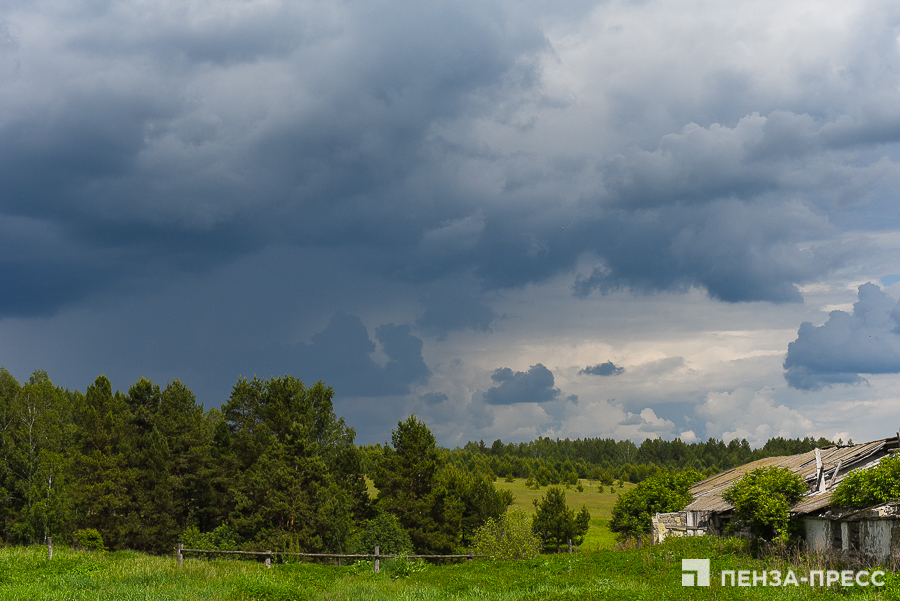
175,544,486,573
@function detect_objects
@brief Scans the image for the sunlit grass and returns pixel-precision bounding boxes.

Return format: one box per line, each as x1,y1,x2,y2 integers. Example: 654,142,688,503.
366,475,628,550
1,536,897,600
494,478,634,550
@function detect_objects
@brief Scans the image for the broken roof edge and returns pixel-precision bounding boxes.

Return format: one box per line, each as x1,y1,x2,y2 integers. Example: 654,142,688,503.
684,436,900,515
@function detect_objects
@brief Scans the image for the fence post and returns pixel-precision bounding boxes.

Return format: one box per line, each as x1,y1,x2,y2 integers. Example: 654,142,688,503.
568,539,572,554
467,550,473,562
177,543,183,567
47,537,53,560
374,546,380,574
265,551,272,568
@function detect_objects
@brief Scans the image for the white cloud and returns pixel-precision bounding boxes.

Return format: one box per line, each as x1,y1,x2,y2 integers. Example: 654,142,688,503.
696,388,816,446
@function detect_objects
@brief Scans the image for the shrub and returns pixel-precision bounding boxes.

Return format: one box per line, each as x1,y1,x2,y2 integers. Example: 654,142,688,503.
180,524,240,551
471,509,540,560
72,529,106,552
831,454,900,509
722,466,806,543
351,511,413,556
609,469,702,539
384,554,427,579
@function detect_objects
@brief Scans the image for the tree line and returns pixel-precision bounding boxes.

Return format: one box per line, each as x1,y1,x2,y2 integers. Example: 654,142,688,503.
432,432,835,487
0,369,511,556
0,367,835,556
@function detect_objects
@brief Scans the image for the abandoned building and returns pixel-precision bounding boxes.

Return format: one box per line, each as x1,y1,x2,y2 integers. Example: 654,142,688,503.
652,436,900,563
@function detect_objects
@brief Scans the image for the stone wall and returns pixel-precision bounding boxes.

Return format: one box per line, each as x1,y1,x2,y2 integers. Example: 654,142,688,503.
652,511,712,543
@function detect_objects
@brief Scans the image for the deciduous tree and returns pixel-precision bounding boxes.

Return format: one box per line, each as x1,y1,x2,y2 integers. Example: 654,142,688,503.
723,466,807,542
609,469,701,539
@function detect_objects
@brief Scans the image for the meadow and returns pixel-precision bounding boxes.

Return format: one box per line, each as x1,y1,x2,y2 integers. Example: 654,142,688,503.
364,476,634,550
4,536,899,600
492,477,635,550
9,478,895,600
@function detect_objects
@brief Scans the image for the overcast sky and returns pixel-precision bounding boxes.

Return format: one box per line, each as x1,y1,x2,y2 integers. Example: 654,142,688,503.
3,0,900,447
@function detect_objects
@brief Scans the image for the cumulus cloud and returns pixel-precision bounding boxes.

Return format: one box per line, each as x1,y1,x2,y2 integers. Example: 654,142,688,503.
696,387,816,447
784,283,900,390
579,361,625,376
483,363,560,405
614,408,676,440
679,430,698,444
420,391,448,405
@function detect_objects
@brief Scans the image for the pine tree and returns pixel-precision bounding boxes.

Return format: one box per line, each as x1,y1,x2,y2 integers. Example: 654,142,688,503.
531,487,590,552
220,376,368,552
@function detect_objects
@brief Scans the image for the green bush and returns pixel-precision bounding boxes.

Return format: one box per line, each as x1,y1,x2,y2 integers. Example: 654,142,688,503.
350,511,412,556
72,529,106,552
384,554,427,579
609,469,702,539
471,509,540,560
722,466,806,542
831,454,900,508
180,524,240,551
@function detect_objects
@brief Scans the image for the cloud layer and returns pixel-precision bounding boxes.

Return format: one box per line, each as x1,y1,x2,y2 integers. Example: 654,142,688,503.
3,0,900,446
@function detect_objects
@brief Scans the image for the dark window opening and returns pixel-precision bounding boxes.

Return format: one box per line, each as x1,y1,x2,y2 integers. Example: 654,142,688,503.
832,522,842,550
848,522,860,551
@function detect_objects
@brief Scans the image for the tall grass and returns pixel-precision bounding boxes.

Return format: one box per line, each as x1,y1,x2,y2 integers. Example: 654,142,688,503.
2,537,897,600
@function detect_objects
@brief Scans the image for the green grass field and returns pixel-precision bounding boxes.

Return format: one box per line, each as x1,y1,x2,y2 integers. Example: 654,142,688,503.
493,478,635,550
364,476,631,550
3,536,897,600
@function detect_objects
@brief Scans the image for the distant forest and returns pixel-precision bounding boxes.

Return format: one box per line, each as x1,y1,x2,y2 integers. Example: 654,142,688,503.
431,432,837,487
0,368,835,555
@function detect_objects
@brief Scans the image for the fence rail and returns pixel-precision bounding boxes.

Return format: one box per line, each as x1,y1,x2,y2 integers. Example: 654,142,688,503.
175,543,485,573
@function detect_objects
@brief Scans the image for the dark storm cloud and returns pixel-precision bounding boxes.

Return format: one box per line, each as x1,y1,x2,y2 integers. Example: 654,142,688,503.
290,313,430,397
3,0,900,327
0,0,549,317
420,391,448,405
415,283,498,337
483,363,560,405
784,284,900,390
579,361,624,376
597,111,900,209
571,198,845,303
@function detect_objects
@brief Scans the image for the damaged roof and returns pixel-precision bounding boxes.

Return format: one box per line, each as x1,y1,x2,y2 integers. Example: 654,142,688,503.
685,437,899,515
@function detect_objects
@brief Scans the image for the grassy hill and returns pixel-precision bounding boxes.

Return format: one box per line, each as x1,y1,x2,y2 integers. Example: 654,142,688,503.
493,478,635,550
365,476,633,550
